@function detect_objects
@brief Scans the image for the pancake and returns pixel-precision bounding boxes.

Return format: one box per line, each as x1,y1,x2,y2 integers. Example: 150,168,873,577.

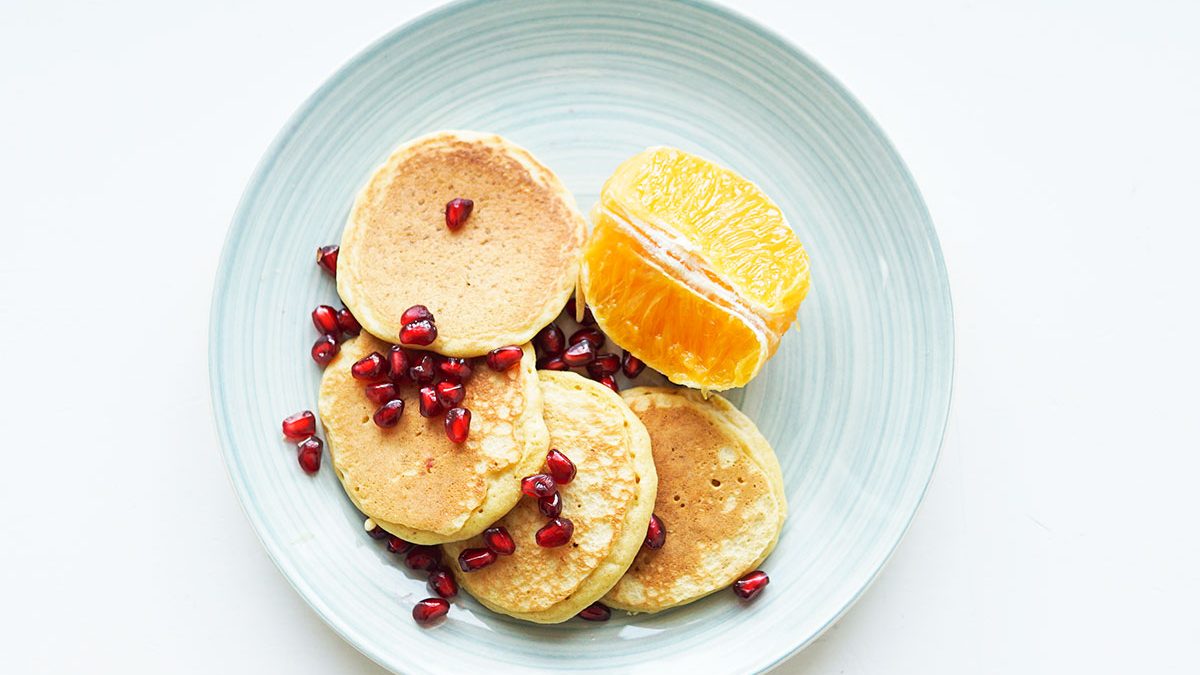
318,333,548,545
603,387,786,612
337,130,587,357
443,371,657,623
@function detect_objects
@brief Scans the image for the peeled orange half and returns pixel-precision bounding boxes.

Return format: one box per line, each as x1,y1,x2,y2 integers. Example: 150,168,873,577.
581,147,810,390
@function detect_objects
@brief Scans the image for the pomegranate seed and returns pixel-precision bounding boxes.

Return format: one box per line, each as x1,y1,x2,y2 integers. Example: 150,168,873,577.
336,308,361,336
538,356,569,371
733,570,770,600
597,375,619,393
536,323,565,355
538,492,562,518
520,473,557,499
486,346,523,371
364,381,398,405
569,327,605,349
316,245,338,276
587,353,620,378
400,319,437,346
444,197,474,231
311,334,339,366
311,305,340,335
406,546,442,571
578,602,611,622
401,305,435,325
482,526,516,555
409,353,436,384
444,407,471,443
457,547,497,572
645,514,666,549
535,517,574,547
428,568,459,599
418,386,444,418
622,350,646,378
297,437,322,473
437,356,473,381
387,535,413,555
545,449,576,484
412,597,449,624
381,345,406,379
281,411,316,439
562,340,595,367
565,297,595,324
365,521,388,540
436,380,466,407
373,399,405,428
351,351,388,380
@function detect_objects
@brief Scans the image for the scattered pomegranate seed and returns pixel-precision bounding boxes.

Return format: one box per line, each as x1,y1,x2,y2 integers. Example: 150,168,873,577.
336,307,361,336
565,297,595,324
387,535,413,555
536,323,566,355
578,602,611,622
364,381,398,405
386,345,410,380
412,597,450,624
311,305,340,335
297,437,322,473
537,356,569,371
418,386,444,418
316,245,338,276
365,521,388,540
406,546,441,571
562,340,596,367
428,568,459,599
545,449,576,484
457,547,497,572
400,319,437,346
444,407,471,443
587,353,620,378
311,334,339,366
535,517,574,547
622,350,646,378
373,399,405,428
409,353,436,384
733,570,770,600
437,356,473,381
281,411,316,439
645,514,666,549
482,526,516,555
444,197,474,231
351,351,388,380
520,474,557,499
401,305,435,325
436,380,466,407
538,492,563,518
569,327,605,349
597,375,619,393
486,346,523,371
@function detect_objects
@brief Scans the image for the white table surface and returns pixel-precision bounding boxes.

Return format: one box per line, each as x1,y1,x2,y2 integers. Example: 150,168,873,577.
2,0,1198,672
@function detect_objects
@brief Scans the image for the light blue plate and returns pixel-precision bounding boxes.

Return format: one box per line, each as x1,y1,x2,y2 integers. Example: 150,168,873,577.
210,0,953,672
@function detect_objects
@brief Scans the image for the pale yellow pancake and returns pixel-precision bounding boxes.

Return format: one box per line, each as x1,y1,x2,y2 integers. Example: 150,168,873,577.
603,387,786,612
443,371,657,623
318,333,548,545
337,130,586,357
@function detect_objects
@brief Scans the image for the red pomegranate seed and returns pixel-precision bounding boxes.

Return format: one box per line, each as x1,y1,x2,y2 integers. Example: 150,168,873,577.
545,449,576,484
281,411,316,439
538,356,569,371
486,346,523,371
569,327,605,349
418,386,444,418
437,356,473,381
387,346,410,381
457,547,497,572
536,323,565,355
597,375,619,393
311,305,340,335
444,407,471,443
444,197,474,231
412,597,449,624
645,514,666,549
297,437,322,473
733,570,770,600
562,340,595,367
622,350,646,378
587,353,620,378
387,535,413,555
351,351,388,380
400,319,437,346
336,307,361,336
436,380,466,407
535,517,574,547
364,381,398,405
520,473,557,499
565,297,595,324
578,602,611,622
538,492,563,518
428,568,459,599
311,334,339,366
405,546,441,571
401,305,435,325
409,353,436,384
365,521,388,539
316,245,338,276
373,399,405,428
482,526,516,555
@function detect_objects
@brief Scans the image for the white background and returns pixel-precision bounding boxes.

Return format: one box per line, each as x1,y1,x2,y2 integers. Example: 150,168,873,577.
2,0,1197,672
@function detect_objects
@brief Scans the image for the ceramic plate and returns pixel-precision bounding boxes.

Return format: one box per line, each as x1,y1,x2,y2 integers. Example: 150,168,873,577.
210,0,953,671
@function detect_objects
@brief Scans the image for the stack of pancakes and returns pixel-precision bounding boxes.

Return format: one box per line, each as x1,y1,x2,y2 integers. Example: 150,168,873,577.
318,131,787,622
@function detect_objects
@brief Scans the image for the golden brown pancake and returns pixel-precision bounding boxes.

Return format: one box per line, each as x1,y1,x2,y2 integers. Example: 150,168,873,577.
603,387,786,612
317,333,548,545
443,371,657,623
337,131,586,357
